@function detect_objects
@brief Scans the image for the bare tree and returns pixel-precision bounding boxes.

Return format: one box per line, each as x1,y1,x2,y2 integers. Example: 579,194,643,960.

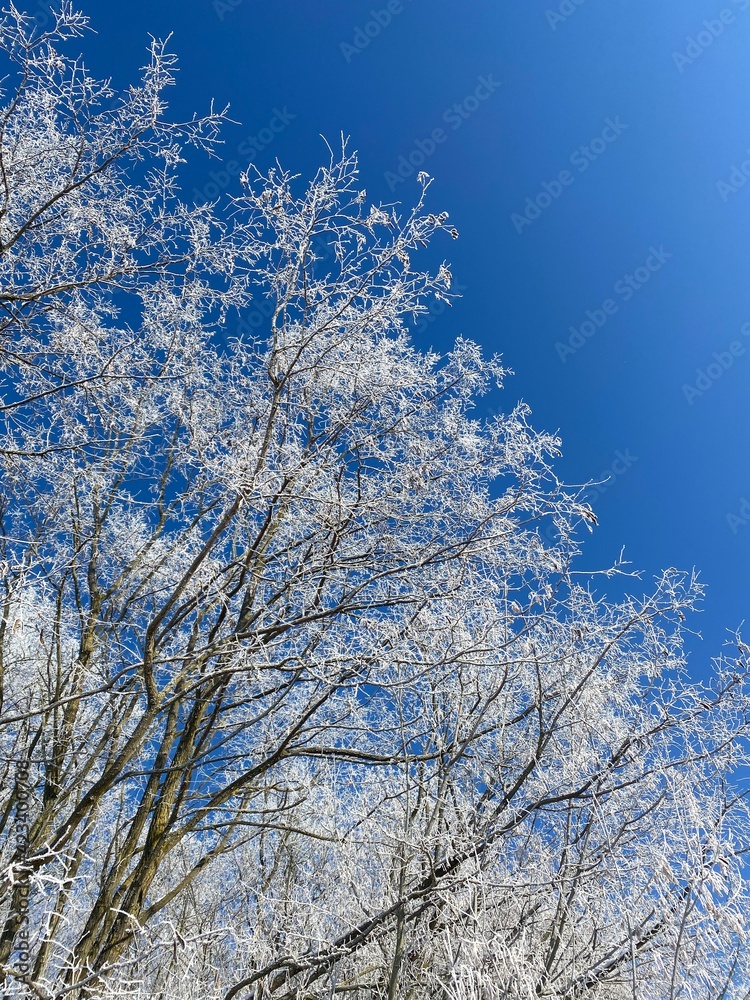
0,7,748,999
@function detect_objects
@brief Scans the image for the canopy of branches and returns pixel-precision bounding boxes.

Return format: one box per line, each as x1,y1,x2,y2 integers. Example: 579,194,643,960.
0,6,748,1000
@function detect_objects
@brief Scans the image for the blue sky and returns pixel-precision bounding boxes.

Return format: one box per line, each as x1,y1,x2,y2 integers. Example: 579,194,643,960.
58,0,749,673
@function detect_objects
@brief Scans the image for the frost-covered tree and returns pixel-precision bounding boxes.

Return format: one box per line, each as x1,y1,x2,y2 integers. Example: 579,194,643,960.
0,6,748,999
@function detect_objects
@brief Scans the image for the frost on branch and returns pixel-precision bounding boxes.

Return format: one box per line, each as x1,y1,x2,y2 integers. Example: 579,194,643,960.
0,8,749,1000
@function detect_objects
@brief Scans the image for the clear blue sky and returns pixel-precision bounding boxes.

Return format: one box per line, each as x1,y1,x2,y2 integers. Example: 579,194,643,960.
56,0,750,673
